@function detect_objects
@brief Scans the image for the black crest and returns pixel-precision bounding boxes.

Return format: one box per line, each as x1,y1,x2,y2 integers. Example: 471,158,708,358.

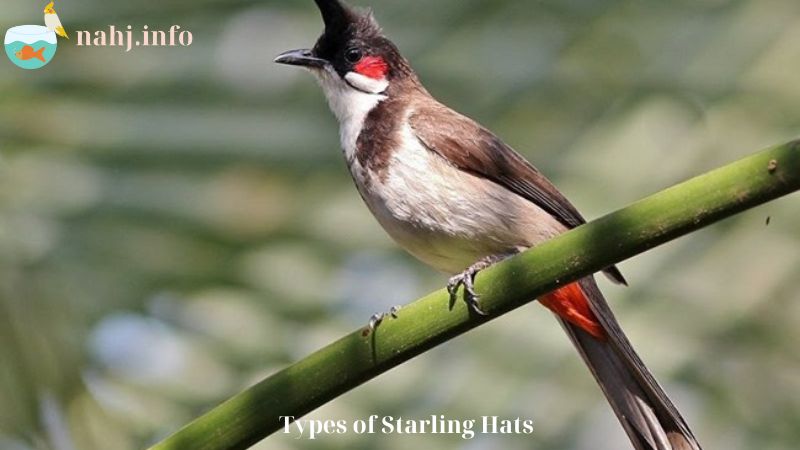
311,0,412,79
313,0,381,54
314,0,361,35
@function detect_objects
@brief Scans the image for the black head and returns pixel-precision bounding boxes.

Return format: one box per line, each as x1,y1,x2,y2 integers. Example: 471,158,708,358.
275,0,413,93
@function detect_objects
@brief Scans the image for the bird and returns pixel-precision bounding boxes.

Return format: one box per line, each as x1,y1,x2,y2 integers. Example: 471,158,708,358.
43,2,68,40
275,1,702,449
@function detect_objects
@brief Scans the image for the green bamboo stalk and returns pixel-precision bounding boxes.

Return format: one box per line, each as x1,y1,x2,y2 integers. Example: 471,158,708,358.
150,140,800,450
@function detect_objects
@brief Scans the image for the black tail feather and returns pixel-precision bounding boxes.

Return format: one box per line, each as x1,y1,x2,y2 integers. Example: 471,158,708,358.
554,277,701,450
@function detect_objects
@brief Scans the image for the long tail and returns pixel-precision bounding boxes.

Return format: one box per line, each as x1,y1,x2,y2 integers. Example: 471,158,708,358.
540,277,701,450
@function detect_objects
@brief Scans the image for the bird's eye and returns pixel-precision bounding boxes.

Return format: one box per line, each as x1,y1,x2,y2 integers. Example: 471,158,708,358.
345,48,363,63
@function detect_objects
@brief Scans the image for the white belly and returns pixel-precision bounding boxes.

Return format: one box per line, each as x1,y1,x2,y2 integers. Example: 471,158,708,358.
349,125,564,274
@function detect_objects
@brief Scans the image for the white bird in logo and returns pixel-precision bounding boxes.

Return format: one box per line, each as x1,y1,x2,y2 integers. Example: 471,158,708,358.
43,2,68,39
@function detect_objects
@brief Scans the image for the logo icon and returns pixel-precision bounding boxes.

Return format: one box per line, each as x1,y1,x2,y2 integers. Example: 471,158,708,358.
4,2,68,70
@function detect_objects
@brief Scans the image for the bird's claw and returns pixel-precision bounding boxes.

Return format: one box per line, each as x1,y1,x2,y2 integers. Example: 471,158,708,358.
364,306,401,336
448,253,518,316
448,269,488,316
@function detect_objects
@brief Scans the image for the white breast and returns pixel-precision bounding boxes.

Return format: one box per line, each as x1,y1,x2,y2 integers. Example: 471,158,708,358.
312,68,563,273
45,14,61,29
352,122,564,274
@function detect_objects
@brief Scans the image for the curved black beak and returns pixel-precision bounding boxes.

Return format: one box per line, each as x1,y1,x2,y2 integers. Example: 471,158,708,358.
274,49,327,68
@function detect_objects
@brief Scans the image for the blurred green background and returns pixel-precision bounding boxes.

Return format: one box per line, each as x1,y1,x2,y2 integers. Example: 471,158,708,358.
2,0,800,449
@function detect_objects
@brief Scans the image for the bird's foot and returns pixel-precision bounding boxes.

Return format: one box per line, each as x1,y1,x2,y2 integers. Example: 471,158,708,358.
363,306,401,336
447,253,517,316
448,267,487,316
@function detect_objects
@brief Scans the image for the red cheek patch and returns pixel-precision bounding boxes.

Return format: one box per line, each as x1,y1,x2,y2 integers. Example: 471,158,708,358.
354,56,388,80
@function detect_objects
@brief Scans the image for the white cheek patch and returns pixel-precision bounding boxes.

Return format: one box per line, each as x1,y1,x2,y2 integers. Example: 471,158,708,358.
345,71,389,94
